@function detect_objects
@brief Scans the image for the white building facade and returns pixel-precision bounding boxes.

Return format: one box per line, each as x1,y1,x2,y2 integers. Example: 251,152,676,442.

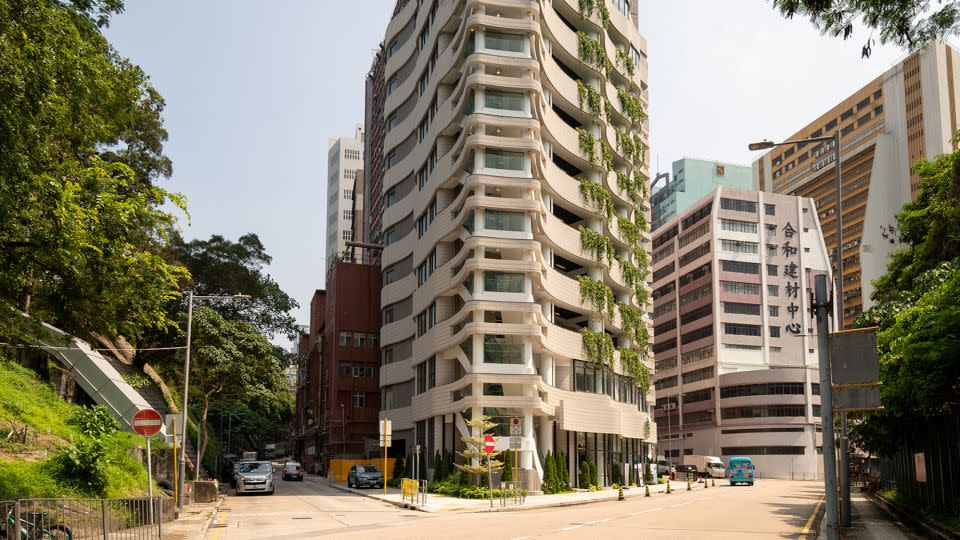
326,126,365,270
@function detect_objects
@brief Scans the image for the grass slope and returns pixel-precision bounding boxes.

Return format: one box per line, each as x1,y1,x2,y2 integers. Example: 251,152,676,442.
0,358,152,500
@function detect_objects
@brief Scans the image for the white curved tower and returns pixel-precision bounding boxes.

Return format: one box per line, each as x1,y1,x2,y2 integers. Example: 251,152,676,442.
375,0,654,489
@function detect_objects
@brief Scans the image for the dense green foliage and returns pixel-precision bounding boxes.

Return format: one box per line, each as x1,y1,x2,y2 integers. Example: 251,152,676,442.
0,0,188,341
167,233,300,339
770,0,960,56
852,144,960,453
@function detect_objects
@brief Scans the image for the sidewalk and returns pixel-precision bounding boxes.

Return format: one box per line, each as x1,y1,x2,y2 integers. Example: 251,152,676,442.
311,475,710,513
819,493,918,539
160,499,223,540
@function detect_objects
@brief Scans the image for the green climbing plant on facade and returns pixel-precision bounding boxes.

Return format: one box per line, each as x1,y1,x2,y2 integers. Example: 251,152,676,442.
619,347,651,393
580,327,615,367
616,215,641,248
577,275,616,319
600,139,614,171
615,170,641,204
577,32,611,74
576,127,596,165
617,301,644,342
614,128,638,163
577,0,610,29
615,48,635,77
578,178,615,220
617,87,646,125
576,80,603,118
579,226,616,265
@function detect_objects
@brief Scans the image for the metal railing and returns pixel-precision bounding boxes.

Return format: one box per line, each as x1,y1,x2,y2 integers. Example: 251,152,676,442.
2,497,173,539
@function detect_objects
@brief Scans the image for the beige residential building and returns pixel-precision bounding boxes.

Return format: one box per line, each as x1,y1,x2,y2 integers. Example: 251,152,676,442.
650,186,832,479
753,42,960,327
374,0,655,488
326,126,365,270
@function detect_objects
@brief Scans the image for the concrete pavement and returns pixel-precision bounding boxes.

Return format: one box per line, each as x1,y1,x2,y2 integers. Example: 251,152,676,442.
204,475,830,539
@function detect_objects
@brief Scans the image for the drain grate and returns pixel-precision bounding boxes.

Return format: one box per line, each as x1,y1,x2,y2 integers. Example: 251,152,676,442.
292,517,312,520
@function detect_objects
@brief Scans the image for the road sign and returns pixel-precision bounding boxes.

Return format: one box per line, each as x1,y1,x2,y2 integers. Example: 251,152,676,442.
509,417,521,436
164,414,180,444
484,433,495,454
379,418,392,447
509,436,521,449
132,409,163,437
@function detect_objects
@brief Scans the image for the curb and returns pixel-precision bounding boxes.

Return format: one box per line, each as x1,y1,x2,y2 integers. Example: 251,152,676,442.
194,495,226,540
329,482,696,514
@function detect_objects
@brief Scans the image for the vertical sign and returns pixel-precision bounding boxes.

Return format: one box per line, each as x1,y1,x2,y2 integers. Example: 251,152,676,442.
780,221,803,336
914,453,927,483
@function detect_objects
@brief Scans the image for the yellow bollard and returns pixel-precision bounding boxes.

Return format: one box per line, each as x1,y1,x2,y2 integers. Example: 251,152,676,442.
711,478,716,487
687,479,691,491
618,485,624,501
666,481,671,494
645,484,650,497
704,477,708,489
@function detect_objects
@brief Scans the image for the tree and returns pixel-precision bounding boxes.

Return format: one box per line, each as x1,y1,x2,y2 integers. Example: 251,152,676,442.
431,451,443,482
579,460,591,488
0,0,185,341
453,416,503,485
167,234,300,339
770,0,960,56
590,462,599,487
0,159,187,341
180,307,291,470
542,450,557,493
558,451,570,490
501,449,513,482
851,142,960,454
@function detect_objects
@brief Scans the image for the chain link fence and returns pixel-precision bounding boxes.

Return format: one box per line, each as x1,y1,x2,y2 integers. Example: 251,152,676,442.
2,497,173,539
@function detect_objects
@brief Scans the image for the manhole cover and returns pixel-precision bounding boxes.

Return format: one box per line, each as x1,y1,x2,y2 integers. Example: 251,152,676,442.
210,523,228,528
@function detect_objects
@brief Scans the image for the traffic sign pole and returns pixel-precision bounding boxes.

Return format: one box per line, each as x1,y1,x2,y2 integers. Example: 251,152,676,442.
146,436,154,525
484,433,495,508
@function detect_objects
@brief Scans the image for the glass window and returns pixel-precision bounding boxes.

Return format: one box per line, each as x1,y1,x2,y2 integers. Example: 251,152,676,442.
352,392,364,408
339,362,350,376
484,210,524,231
720,219,758,234
484,272,524,293
484,149,524,170
339,332,351,346
485,90,524,111
484,31,524,53
483,335,523,364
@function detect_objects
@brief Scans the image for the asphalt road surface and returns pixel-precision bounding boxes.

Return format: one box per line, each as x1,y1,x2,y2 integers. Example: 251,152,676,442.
205,477,823,539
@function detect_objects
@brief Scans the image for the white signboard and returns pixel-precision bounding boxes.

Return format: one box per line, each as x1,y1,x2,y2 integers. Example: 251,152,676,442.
509,417,521,436
509,436,522,449
380,419,392,447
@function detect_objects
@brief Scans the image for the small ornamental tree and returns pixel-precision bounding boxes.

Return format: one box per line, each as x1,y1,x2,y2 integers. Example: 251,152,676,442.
590,461,599,487
453,415,503,486
432,451,443,482
579,460,591,488
542,450,557,493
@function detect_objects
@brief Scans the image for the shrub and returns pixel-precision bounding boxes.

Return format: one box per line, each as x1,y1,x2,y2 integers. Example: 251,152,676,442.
56,438,109,495
68,404,119,438
589,462,599,486
501,449,513,482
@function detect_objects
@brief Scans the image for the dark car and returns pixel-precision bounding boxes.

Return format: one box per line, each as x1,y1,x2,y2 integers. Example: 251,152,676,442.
282,461,304,481
347,464,384,489
675,464,699,480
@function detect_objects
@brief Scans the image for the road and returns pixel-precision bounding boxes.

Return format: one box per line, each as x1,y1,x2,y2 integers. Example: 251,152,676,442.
205,477,824,539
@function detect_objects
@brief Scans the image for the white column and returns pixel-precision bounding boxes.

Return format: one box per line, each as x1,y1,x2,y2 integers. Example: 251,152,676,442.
522,413,534,470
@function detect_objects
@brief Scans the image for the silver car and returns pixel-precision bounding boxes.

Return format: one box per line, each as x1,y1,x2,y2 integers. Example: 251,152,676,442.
235,461,275,495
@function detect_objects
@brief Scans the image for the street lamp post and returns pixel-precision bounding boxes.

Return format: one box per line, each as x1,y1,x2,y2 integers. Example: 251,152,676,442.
750,132,847,533
177,291,251,512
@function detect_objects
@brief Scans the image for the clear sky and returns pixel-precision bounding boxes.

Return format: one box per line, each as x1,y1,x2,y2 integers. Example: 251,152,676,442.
103,1,939,348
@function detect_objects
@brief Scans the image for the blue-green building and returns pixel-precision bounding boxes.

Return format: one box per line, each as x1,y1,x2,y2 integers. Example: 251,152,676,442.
650,158,753,230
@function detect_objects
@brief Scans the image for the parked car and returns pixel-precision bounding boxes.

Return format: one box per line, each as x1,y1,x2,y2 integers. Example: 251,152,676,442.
683,455,725,479
282,461,304,481
347,464,384,489
235,460,275,495
675,463,699,480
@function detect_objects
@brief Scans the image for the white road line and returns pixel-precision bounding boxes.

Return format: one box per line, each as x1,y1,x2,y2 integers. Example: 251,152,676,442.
629,507,663,515
558,525,584,532
586,519,609,524
512,537,532,540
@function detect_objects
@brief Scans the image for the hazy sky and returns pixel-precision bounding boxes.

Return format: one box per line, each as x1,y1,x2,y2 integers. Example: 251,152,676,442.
104,1,932,347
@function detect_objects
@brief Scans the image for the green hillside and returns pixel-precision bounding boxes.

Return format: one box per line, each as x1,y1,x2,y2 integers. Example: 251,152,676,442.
0,357,153,499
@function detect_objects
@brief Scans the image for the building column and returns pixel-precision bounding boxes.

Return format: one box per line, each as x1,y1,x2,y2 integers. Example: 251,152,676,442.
539,417,554,459
522,412,534,471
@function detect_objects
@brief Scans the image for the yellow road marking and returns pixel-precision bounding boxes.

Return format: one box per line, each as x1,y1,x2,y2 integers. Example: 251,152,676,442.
209,509,230,540
798,495,824,539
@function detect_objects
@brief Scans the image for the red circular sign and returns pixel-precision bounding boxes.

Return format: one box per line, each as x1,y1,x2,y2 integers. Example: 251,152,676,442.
484,433,495,454
132,408,163,437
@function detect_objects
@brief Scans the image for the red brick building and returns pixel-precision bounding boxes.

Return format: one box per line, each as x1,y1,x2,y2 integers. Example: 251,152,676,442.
295,262,381,474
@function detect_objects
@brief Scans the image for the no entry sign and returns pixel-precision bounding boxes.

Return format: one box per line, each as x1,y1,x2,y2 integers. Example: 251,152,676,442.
132,408,163,437
484,433,495,454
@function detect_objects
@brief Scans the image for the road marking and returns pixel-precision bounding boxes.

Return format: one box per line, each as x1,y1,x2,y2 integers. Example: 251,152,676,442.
512,537,532,540
209,509,229,540
798,495,825,540
586,519,609,524
558,524,584,531
628,507,662,515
